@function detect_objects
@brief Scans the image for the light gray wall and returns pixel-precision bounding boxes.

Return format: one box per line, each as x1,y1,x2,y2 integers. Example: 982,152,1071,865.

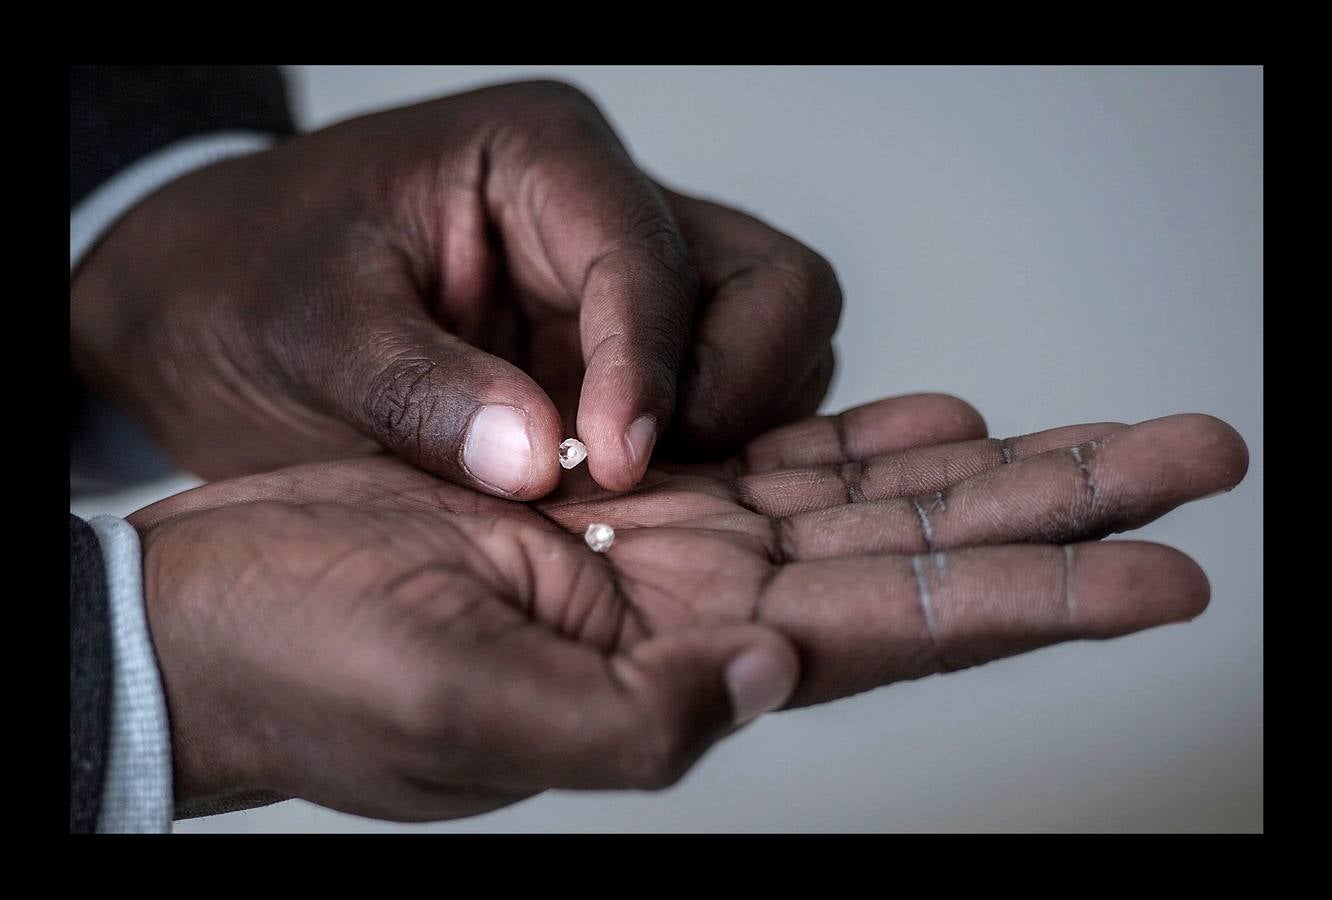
80,65,1264,832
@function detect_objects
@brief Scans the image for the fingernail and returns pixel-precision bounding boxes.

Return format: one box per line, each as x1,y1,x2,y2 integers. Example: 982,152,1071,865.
725,647,796,726
462,405,533,494
625,415,657,468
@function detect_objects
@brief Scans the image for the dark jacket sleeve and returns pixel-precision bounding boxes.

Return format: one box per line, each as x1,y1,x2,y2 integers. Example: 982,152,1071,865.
70,68,296,829
70,66,299,480
70,515,111,833
70,65,297,209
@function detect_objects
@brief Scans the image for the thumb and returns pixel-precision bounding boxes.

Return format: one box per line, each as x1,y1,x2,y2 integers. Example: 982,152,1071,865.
628,624,802,730
440,621,800,794
587,624,801,790
328,308,564,499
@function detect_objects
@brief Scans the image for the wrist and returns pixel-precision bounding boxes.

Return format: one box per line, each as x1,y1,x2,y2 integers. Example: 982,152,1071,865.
70,132,278,429
138,518,275,810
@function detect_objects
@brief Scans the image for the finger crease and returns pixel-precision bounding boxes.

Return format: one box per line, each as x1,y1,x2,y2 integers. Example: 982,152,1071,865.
721,454,749,481
726,477,759,514
910,555,941,648
753,563,780,624
600,554,655,642
832,411,852,461
1068,446,1099,502
837,460,868,505
767,515,794,566
1062,545,1077,623
517,541,538,621
910,496,938,554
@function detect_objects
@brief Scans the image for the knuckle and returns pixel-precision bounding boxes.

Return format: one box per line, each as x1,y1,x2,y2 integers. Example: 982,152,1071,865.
505,79,607,134
592,337,681,416
623,193,690,258
589,202,693,288
804,249,845,322
363,355,441,451
516,78,599,110
582,172,690,255
802,246,841,297
767,243,844,328
1059,440,1106,535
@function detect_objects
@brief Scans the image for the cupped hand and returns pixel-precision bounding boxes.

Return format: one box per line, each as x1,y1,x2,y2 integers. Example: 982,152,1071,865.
129,394,1247,822
71,79,841,498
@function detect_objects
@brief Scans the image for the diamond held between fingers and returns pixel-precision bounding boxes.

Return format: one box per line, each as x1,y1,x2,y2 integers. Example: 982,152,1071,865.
584,523,615,553
559,438,588,469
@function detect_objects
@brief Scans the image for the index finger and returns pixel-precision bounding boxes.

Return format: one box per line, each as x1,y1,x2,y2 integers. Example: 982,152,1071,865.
484,81,698,493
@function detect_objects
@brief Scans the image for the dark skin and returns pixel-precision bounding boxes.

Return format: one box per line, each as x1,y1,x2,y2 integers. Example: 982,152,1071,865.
129,394,1247,822
70,77,1250,823
70,79,840,497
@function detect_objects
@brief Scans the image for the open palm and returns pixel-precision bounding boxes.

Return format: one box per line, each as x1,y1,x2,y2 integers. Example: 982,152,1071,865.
131,393,1247,822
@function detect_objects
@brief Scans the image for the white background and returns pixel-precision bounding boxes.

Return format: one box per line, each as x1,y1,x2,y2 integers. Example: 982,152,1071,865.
75,65,1263,832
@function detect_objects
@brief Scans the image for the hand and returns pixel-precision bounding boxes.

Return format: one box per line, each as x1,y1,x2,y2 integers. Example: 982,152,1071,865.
129,394,1247,821
71,80,841,498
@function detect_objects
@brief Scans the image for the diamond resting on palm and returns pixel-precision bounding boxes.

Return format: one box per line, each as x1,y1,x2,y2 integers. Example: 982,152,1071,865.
583,523,615,553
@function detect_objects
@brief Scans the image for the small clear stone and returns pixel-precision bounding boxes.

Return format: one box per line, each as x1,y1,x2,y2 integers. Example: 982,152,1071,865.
584,523,615,553
559,438,588,469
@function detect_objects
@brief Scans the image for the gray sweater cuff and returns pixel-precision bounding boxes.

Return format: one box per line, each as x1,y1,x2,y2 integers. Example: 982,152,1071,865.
87,516,173,833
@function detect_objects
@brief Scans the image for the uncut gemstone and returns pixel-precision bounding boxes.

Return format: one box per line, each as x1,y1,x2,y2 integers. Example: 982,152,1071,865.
559,438,588,469
584,523,615,553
